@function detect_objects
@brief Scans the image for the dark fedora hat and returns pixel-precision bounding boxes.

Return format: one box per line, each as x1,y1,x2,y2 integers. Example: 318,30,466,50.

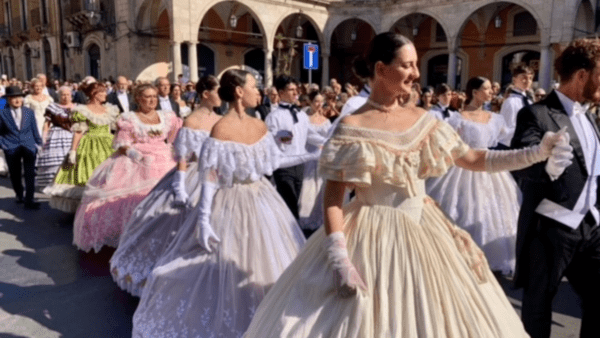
4,86,25,97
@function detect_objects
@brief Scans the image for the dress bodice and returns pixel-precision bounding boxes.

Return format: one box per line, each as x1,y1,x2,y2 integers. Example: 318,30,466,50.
320,114,470,211
24,95,53,115
71,103,120,136
199,133,283,187
447,113,509,149
173,127,209,161
113,110,183,151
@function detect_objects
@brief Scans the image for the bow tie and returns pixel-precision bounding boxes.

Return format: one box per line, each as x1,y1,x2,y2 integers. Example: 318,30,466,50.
573,102,589,115
279,103,299,123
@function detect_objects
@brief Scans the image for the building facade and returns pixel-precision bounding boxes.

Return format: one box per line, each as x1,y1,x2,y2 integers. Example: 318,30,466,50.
0,0,597,90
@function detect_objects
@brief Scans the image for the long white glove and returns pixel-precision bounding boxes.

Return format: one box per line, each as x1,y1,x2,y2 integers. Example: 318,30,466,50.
278,151,321,169
171,170,189,207
485,127,571,173
67,150,77,165
126,147,144,162
545,131,573,180
324,231,367,298
195,180,220,252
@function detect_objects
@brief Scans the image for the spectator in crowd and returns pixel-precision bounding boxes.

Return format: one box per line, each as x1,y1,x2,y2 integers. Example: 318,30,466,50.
498,65,534,147
418,86,434,110
36,73,59,101
429,83,457,120
170,83,191,118
534,87,547,102
182,82,197,107
155,77,180,116
107,76,135,113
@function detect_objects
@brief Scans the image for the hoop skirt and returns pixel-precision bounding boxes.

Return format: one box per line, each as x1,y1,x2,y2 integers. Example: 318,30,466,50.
298,120,331,231
426,113,520,274
244,115,528,337
132,134,306,337
35,103,74,187
43,104,119,212
72,110,182,252
110,127,209,296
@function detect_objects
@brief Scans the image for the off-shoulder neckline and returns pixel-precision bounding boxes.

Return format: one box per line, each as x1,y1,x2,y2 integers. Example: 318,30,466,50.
179,126,210,134
210,131,269,146
338,111,432,135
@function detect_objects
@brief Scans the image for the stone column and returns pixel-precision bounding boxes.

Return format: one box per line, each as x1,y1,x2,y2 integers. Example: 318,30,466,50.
539,44,552,90
447,49,458,89
171,41,183,82
321,50,330,89
188,41,198,83
264,48,273,88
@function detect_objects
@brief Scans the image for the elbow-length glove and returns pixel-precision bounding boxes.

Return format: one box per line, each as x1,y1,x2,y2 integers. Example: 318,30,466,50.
325,231,367,298
485,127,573,173
278,151,321,169
67,150,77,165
171,170,189,206
195,180,221,253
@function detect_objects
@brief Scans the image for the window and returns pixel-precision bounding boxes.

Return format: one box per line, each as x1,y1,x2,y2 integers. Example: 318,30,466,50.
41,0,49,25
435,23,446,42
20,0,27,30
513,12,537,37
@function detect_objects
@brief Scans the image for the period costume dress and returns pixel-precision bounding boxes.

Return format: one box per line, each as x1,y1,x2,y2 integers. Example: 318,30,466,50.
23,94,54,137
0,150,7,176
132,133,307,337
72,110,182,252
426,113,520,274
110,127,209,296
298,119,331,232
35,103,74,187
43,104,119,212
244,113,528,337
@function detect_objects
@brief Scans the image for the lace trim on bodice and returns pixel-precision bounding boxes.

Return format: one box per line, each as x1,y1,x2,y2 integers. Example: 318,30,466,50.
199,133,281,187
121,110,170,134
447,113,507,148
24,95,53,112
73,103,120,126
319,114,469,195
173,127,209,159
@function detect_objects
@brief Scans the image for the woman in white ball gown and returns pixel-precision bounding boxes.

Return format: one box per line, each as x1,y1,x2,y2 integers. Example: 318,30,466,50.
298,91,331,237
244,33,572,338
426,76,520,275
110,76,222,296
132,69,320,337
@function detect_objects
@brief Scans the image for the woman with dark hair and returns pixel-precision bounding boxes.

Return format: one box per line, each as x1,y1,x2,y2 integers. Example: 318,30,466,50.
426,76,520,275
43,81,119,213
243,32,569,337
72,83,182,252
110,76,222,296
131,69,317,336
418,85,434,110
170,83,191,118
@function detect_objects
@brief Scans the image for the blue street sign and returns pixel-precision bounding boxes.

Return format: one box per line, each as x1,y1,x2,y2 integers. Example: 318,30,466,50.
303,43,319,70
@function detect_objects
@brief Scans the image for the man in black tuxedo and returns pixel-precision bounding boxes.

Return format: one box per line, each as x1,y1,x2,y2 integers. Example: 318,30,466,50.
107,76,136,113
511,38,600,338
155,77,180,117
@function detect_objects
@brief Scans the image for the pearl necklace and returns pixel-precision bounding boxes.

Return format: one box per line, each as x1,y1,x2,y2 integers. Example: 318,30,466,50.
366,98,394,112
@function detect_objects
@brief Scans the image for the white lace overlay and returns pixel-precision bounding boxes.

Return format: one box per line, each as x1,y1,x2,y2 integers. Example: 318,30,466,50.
199,133,282,187
73,103,120,126
173,128,209,160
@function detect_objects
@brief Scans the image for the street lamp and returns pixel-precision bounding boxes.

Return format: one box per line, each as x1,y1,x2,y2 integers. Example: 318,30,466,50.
350,29,357,41
413,27,419,36
494,16,502,28
296,24,303,38
229,14,238,29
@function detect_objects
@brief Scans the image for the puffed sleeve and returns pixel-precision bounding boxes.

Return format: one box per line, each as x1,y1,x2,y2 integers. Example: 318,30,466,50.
70,111,88,133
417,120,470,178
112,115,136,150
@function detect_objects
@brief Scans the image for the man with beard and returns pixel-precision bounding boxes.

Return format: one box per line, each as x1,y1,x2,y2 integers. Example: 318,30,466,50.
511,38,600,338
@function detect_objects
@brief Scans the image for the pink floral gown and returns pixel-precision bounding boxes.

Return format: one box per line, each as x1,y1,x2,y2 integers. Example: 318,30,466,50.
73,110,182,252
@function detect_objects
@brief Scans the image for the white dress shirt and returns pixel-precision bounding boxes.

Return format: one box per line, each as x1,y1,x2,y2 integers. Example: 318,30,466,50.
328,85,371,138
499,88,533,146
159,96,173,111
11,107,22,130
266,101,326,157
428,103,458,121
117,91,130,112
535,90,600,228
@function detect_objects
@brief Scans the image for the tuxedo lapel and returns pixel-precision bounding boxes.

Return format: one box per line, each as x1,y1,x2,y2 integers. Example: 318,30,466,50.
585,111,600,140
2,108,19,132
20,108,27,133
545,92,588,176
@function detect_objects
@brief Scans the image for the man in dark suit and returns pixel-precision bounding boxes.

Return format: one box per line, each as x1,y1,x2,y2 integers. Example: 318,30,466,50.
155,76,180,116
511,38,600,338
107,76,136,113
0,86,42,209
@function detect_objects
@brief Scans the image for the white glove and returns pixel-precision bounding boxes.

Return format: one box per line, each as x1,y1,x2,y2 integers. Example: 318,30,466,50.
195,180,220,252
278,151,321,169
545,130,574,180
485,127,569,173
68,150,77,165
125,147,144,162
324,232,367,298
171,170,190,207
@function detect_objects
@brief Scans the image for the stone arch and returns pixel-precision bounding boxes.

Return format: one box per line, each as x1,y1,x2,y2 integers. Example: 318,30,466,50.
573,0,595,39
272,12,325,47
82,33,106,79
135,0,170,33
323,15,378,53
328,18,376,86
386,10,451,44
420,49,470,89
493,44,546,87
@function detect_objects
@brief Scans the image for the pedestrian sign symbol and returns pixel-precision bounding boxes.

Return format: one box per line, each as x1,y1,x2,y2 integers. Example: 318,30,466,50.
303,44,319,70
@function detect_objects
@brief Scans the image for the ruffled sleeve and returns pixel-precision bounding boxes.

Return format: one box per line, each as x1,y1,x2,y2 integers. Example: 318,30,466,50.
417,120,470,178
198,133,281,187
112,114,135,150
173,127,209,161
70,110,88,133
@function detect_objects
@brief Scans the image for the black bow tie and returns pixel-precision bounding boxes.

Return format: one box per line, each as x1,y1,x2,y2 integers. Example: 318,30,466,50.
511,90,532,107
438,104,451,119
279,103,299,123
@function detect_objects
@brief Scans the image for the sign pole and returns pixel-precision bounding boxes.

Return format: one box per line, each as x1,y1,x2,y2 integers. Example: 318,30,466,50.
309,69,312,85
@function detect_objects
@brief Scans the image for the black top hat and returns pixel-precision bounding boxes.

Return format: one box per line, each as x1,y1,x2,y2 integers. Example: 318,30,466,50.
4,86,26,97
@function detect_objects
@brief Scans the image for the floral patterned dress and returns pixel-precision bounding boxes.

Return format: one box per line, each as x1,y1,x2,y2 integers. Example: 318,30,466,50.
72,110,182,252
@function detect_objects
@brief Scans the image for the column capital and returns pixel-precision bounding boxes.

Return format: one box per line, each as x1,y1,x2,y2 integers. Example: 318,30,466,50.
171,40,182,46
186,41,198,47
